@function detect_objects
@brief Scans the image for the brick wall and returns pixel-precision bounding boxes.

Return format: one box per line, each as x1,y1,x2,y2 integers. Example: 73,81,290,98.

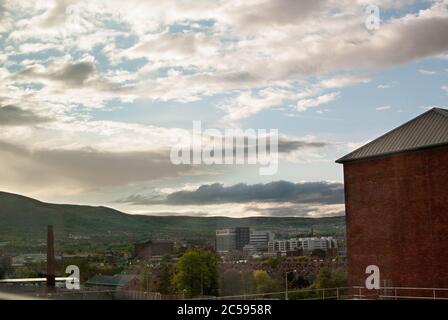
343,146,448,291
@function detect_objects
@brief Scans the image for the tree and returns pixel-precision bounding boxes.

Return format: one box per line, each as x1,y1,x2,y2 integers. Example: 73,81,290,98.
312,267,347,289
241,270,256,295
219,269,244,296
311,249,326,258
287,273,310,289
253,270,280,294
172,249,219,298
141,263,151,291
263,256,284,269
14,265,34,278
157,255,174,294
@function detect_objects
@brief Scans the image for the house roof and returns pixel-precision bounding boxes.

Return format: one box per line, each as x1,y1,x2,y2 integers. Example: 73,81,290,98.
336,108,448,163
86,274,137,287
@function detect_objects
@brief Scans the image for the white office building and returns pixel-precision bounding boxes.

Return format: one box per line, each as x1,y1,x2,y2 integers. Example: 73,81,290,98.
268,237,337,253
215,229,236,253
249,230,274,252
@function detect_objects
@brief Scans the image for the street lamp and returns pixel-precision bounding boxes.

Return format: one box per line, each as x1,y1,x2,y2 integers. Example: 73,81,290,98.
285,270,297,300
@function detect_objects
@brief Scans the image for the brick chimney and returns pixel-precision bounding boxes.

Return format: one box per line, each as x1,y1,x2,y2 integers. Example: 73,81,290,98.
46,225,56,288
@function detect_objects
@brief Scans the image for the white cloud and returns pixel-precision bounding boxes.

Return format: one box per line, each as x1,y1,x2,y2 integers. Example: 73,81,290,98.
319,75,371,89
376,105,392,111
419,69,437,75
294,92,340,112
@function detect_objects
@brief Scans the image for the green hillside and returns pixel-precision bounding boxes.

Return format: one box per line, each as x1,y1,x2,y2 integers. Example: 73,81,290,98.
0,191,345,243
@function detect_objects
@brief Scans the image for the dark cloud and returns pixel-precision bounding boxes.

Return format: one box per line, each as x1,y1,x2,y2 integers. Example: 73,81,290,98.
120,180,344,206
52,62,95,86
17,62,96,87
231,0,324,29
0,140,193,190
0,105,52,126
277,139,328,153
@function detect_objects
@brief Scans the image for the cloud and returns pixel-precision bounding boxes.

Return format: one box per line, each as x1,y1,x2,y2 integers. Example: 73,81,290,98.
419,69,436,75
225,0,325,31
0,105,52,126
0,0,5,21
17,61,96,87
243,202,345,218
40,0,79,28
3,0,448,115
319,75,371,89
294,92,340,111
442,85,448,92
119,180,344,206
130,31,219,61
51,61,96,86
376,105,391,111
277,138,329,153
0,140,193,194
130,201,345,218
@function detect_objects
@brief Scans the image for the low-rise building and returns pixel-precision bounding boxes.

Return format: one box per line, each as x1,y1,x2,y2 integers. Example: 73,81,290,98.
249,230,274,252
86,274,141,291
268,237,338,256
134,241,174,260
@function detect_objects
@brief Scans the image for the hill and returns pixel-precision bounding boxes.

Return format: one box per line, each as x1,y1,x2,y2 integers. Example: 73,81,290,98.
0,191,345,243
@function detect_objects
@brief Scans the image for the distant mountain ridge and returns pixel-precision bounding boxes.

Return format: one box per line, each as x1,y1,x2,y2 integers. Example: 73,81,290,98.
0,191,345,242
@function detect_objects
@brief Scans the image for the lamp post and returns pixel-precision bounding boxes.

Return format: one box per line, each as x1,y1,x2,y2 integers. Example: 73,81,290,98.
285,270,297,300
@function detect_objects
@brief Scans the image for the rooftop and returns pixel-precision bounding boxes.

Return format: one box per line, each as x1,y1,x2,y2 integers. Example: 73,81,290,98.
85,274,138,287
336,108,448,163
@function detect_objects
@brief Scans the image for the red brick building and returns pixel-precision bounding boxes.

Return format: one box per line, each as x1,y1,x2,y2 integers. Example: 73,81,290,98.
337,108,448,293
134,240,174,260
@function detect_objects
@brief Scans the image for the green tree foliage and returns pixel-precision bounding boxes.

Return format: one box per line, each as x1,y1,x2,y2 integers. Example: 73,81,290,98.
219,269,245,296
312,267,347,289
263,256,285,269
14,265,34,278
241,270,256,295
172,249,218,298
285,272,311,290
253,270,280,294
157,255,174,294
141,263,151,291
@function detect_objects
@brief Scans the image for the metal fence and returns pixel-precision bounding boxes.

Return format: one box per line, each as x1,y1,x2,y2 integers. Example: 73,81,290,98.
2,286,448,300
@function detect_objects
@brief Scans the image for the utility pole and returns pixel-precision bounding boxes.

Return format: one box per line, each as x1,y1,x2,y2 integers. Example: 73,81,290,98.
285,270,297,300
201,271,204,296
46,225,56,291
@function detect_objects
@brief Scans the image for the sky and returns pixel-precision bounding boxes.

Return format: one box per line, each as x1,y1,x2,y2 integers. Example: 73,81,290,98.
0,0,447,218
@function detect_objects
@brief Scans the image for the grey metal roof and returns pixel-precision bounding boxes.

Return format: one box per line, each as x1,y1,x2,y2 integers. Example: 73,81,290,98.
86,274,137,287
336,108,448,163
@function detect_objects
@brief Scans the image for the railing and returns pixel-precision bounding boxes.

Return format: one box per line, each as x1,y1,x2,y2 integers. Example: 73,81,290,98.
346,286,448,300
196,286,448,300
2,286,448,300
379,287,448,300
194,287,352,300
